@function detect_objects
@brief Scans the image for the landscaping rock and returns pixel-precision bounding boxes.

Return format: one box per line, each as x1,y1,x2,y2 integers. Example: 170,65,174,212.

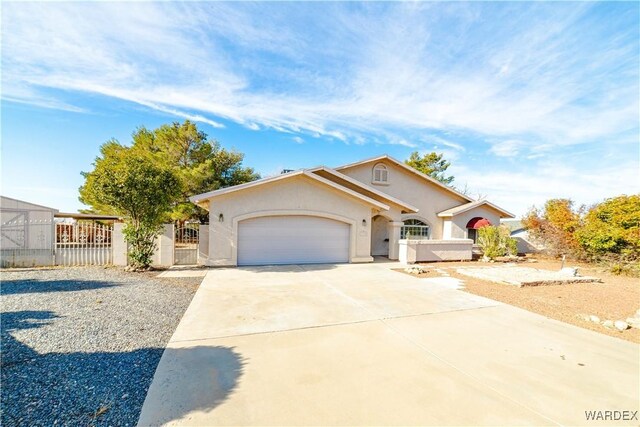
404,266,428,275
589,315,600,323
602,320,614,329
559,267,578,277
626,318,640,329
614,320,630,331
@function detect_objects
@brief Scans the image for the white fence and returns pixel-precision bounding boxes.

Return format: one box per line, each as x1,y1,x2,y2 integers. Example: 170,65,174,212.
55,223,113,266
0,219,114,268
0,217,55,268
1,219,206,268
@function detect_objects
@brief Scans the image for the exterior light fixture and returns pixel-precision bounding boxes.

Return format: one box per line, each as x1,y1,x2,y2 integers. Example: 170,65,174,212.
362,219,367,226
218,213,224,222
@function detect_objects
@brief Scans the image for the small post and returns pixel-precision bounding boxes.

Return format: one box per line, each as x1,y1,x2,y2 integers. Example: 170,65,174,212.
561,254,565,270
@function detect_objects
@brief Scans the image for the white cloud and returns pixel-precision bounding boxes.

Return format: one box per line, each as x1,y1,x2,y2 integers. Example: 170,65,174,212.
2,1,637,152
451,159,640,217
292,136,305,144
489,140,525,158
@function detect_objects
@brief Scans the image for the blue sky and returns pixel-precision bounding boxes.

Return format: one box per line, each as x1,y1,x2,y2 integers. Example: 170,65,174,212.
2,1,638,217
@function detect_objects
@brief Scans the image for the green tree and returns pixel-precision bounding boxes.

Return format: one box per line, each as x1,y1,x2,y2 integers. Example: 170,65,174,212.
131,121,260,223
405,152,454,185
79,142,181,270
577,195,640,258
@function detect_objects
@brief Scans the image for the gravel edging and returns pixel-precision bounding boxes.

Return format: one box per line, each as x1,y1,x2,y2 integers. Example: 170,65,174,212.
1,266,201,426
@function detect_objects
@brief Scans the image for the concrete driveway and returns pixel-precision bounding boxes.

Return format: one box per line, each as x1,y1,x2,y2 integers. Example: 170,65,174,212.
138,263,639,426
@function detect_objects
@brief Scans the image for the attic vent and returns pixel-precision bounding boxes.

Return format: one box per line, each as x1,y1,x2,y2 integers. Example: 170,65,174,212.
281,169,295,174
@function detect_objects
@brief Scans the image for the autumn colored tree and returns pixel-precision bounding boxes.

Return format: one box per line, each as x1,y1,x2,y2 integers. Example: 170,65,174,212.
521,199,583,258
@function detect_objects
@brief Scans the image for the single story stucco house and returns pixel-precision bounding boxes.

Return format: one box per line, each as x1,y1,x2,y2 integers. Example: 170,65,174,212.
190,155,514,266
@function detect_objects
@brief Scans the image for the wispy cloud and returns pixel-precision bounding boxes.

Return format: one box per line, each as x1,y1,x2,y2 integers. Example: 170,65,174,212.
451,158,640,217
3,2,637,151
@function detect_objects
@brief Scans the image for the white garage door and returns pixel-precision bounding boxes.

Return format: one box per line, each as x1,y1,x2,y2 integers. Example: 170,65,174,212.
237,216,350,266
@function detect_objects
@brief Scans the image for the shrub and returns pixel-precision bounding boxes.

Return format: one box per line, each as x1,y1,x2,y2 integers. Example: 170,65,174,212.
576,195,640,276
477,225,517,260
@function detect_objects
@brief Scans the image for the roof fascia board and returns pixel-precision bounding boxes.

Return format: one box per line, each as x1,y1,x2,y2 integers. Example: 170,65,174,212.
189,169,389,211
309,166,418,213
335,155,473,203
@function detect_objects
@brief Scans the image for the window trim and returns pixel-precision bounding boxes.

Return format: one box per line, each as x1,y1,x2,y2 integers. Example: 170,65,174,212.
401,219,430,240
372,163,389,184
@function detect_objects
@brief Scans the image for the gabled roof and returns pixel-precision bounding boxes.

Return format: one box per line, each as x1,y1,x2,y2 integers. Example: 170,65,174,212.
437,199,514,219
334,155,474,203
189,170,390,211
501,219,525,233
307,166,419,213
0,195,59,212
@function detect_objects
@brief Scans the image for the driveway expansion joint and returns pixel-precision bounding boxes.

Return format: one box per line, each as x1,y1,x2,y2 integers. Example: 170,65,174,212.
168,303,502,344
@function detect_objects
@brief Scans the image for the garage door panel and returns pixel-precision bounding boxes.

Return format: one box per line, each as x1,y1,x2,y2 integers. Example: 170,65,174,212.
238,216,350,266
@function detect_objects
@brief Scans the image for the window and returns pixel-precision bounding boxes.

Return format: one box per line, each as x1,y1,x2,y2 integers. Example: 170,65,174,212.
467,228,478,243
372,163,388,184
401,219,430,240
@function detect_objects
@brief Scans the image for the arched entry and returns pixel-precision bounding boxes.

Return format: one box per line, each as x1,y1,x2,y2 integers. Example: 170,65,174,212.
466,217,491,243
371,215,390,257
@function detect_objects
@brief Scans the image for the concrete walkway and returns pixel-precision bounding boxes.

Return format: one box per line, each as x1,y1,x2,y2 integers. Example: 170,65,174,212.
138,263,639,426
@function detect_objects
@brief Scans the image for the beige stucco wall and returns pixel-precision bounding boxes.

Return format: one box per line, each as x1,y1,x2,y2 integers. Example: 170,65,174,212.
339,160,469,239
205,175,378,266
449,206,502,239
399,239,473,263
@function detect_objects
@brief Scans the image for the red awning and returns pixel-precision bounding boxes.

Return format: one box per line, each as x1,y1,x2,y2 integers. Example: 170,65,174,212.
466,217,492,229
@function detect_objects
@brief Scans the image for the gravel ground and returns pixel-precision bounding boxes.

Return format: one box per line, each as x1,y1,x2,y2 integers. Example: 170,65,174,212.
1,266,201,426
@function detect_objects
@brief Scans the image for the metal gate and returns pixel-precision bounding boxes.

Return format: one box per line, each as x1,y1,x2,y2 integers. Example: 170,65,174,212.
1,214,55,268
55,222,113,266
175,223,199,265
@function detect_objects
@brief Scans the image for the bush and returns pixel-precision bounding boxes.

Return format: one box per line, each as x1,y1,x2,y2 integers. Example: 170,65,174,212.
576,195,640,276
522,195,640,276
477,225,517,260
123,223,162,270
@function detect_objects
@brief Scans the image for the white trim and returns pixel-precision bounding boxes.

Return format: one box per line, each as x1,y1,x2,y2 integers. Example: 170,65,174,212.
307,166,419,213
189,170,390,211
372,163,389,184
400,214,433,227
437,199,514,218
231,210,357,265
335,154,474,203
0,196,59,213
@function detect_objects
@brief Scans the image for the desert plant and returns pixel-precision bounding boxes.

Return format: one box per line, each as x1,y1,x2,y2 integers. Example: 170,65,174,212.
477,225,517,260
